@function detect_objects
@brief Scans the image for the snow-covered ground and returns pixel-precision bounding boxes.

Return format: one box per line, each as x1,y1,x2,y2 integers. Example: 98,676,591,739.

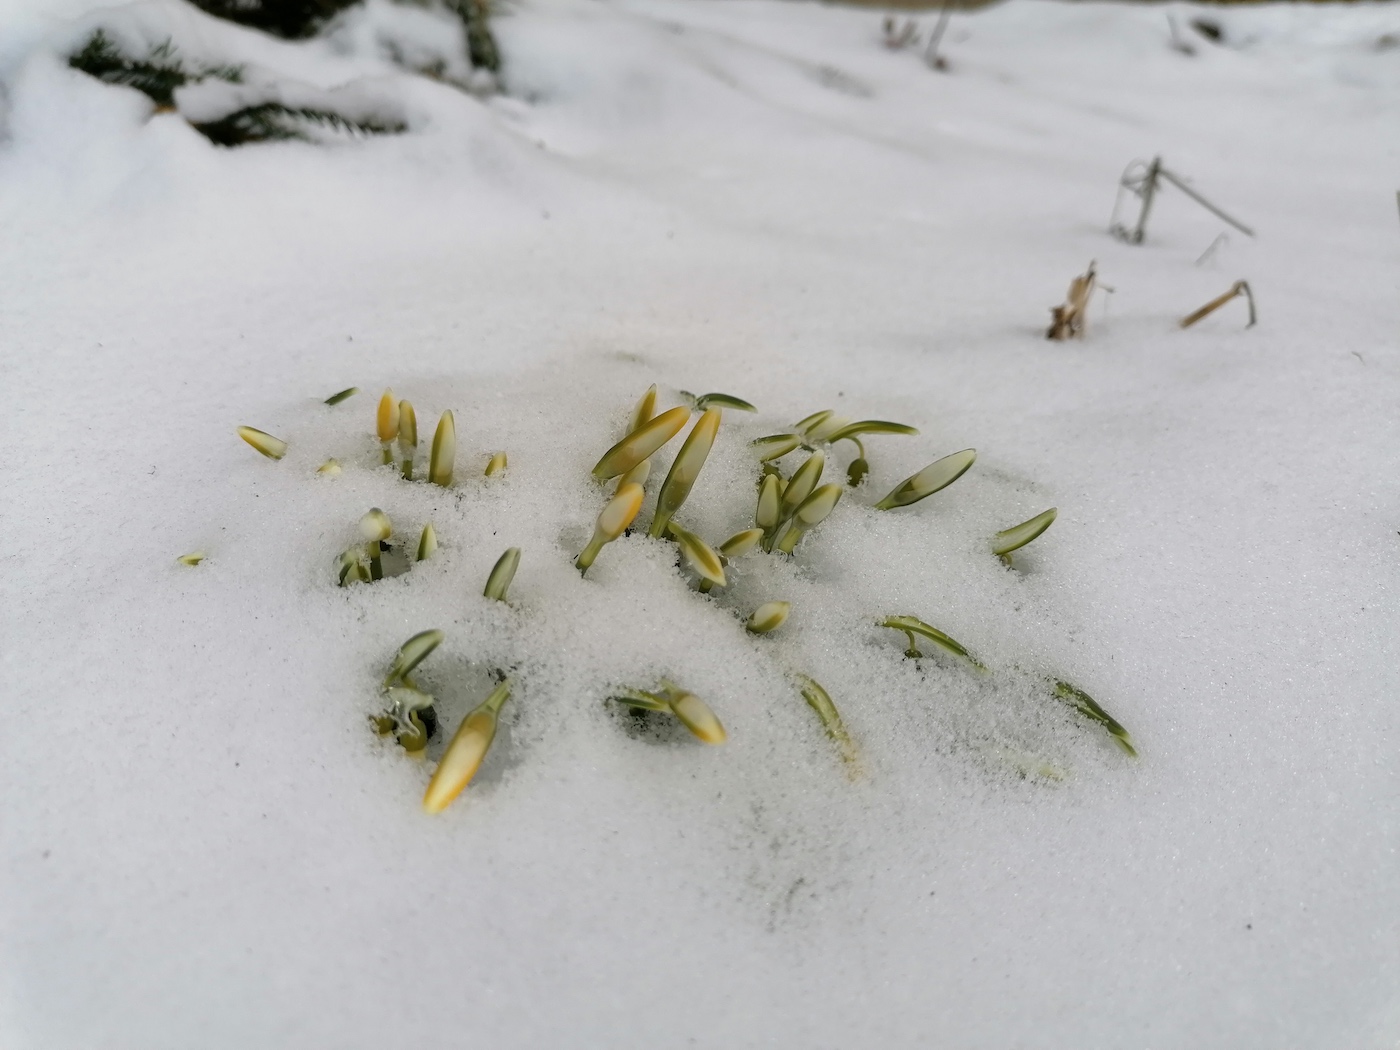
2,0,1398,1046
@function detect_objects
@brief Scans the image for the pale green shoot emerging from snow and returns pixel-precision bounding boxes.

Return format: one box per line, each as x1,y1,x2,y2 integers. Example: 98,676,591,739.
485,452,507,477
775,482,841,554
746,601,790,634
176,551,205,566
484,547,521,602
667,522,726,587
875,449,977,510
429,410,455,487
878,615,986,671
751,433,803,461
417,523,438,562
592,406,690,481
384,628,444,688
324,386,359,406
576,482,644,574
237,426,288,460
397,400,418,480
651,408,721,538
1054,680,1137,756
797,675,860,774
993,507,1058,562
685,391,756,412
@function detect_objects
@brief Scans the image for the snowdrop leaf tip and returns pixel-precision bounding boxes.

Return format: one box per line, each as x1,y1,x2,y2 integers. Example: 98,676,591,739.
650,408,721,538
875,449,976,510
751,433,803,461
746,601,790,634
484,547,521,601
324,386,359,405
237,425,288,460
484,451,507,476
429,410,456,487
1054,680,1136,756
879,615,985,670
693,392,756,412
993,508,1057,558
416,523,438,562
385,629,444,687
667,522,726,587
592,405,690,481
176,551,205,566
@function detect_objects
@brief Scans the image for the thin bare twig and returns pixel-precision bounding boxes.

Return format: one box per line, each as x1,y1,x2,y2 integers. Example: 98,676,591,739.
925,1,952,70
1179,280,1256,329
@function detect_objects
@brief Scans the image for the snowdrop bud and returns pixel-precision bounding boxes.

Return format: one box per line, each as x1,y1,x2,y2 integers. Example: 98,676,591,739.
398,400,417,449
992,508,1057,558
429,410,455,487
875,449,976,510
719,528,764,559
484,547,520,602
751,433,802,461
423,681,511,814
417,523,437,562
591,406,690,481
780,452,825,518
746,601,790,634
666,689,726,744
484,451,507,476
756,474,781,529
667,523,725,587
376,390,399,443
359,508,391,543
651,408,721,538
576,482,644,573
793,409,833,435
236,426,287,460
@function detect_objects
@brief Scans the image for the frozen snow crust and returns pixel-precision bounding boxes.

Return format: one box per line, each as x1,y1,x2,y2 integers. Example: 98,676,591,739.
1,0,1398,1047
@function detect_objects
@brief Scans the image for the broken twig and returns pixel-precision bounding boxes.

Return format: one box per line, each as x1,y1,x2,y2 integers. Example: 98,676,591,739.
1180,280,1256,329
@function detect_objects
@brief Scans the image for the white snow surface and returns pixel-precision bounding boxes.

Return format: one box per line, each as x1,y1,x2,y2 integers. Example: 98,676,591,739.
1,0,1398,1046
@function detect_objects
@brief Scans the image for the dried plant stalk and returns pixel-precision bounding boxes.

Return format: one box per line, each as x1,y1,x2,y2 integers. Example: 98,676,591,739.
1046,262,1097,340
1179,280,1256,329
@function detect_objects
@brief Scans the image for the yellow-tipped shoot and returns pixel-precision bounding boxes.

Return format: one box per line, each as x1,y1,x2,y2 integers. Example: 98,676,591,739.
484,547,520,602
398,400,418,479
667,522,726,587
429,410,455,487
661,682,726,744
417,523,438,561
377,390,399,463
592,405,690,481
746,601,790,634
576,482,644,574
237,426,288,461
878,615,986,671
797,674,859,772
650,408,721,538
423,680,512,813
359,508,392,577
176,551,205,566
317,458,342,476
993,507,1057,561
485,451,507,477
324,386,359,405
874,449,976,510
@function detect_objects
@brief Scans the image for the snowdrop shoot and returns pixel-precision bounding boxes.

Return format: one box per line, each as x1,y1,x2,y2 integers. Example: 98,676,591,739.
429,410,455,487
236,425,287,460
483,547,520,601
746,601,790,634
875,448,977,510
575,482,644,574
993,508,1058,564
423,680,512,814
591,405,690,481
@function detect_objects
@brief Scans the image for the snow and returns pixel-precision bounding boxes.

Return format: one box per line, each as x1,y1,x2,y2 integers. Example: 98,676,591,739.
1,0,1398,1046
